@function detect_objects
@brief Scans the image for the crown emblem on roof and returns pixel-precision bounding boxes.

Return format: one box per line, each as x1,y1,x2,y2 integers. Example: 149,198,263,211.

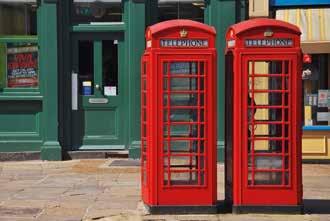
180,29,188,38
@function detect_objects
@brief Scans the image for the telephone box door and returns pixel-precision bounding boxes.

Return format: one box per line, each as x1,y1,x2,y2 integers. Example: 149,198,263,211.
240,54,300,205
157,54,216,205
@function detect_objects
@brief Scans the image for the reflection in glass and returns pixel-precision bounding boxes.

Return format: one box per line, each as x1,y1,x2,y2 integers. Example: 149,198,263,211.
164,124,198,137
102,40,118,96
164,78,197,91
164,94,198,106
158,0,204,23
162,60,206,186
73,1,122,23
0,3,37,35
247,60,291,186
169,62,197,74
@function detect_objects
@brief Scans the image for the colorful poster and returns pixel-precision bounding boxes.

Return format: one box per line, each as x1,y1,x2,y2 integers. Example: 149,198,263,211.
317,90,328,107
7,43,38,88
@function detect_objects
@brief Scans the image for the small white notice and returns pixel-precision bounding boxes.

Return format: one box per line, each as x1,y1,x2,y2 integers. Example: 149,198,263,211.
104,86,117,96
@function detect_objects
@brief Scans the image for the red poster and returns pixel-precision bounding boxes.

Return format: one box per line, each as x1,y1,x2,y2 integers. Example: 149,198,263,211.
7,44,38,88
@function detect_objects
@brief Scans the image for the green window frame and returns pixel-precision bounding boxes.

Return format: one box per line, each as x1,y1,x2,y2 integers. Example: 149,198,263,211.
0,1,40,98
0,36,39,93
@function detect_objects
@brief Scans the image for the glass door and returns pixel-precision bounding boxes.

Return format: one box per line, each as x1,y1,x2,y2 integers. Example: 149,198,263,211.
157,55,213,204
71,34,127,150
241,54,299,204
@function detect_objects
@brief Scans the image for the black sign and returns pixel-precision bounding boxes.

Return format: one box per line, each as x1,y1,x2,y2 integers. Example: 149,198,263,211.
245,38,293,47
160,39,208,48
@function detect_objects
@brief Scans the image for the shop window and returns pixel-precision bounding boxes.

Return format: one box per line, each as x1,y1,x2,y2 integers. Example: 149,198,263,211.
0,1,38,90
303,54,330,126
72,0,122,24
158,0,205,23
0,2,37,35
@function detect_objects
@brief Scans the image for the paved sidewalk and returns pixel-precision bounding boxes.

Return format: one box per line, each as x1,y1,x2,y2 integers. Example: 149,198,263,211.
0,159,329,221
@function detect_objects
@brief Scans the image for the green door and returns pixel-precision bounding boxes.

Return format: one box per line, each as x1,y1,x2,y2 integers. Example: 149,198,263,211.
71,33,127,150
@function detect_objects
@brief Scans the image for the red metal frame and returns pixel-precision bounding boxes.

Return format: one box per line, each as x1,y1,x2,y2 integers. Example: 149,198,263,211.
141,20,217,206
225,18,303,207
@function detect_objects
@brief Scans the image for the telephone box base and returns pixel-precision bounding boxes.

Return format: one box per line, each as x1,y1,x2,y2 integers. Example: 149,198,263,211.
145,204,218,214
232,205,304,214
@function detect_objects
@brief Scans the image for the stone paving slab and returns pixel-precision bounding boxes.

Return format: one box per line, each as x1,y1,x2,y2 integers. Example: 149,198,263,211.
0,159,329,221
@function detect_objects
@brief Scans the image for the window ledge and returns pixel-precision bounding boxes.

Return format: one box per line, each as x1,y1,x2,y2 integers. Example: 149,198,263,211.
0,93,43,101
303,126,330,131
72,22,126,32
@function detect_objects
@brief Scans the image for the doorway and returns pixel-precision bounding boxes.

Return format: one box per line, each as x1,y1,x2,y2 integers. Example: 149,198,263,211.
70,33,128,150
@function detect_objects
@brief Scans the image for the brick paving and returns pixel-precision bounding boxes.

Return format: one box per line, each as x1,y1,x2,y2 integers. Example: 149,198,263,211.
0,159,329,221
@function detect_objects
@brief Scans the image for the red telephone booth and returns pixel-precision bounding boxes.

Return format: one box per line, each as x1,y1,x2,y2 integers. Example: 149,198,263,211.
225,18,303,213
141,19,217,213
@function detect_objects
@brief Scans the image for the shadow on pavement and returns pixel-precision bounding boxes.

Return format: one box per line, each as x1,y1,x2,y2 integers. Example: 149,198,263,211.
304,199,330,214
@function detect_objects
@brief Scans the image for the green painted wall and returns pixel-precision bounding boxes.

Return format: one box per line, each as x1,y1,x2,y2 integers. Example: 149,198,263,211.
205,0,246,161
128,0,247,161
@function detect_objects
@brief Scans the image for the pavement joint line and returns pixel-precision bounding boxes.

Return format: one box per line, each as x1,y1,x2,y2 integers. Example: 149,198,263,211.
36,174,50,185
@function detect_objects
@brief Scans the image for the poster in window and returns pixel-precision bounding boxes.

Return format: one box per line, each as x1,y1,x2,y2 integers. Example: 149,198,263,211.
7,43,38,88
318,90,329,108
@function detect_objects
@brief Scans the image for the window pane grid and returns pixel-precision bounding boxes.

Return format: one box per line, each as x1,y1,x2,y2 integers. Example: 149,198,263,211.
141,60,147,187
248,60,291,187
162,60,206,187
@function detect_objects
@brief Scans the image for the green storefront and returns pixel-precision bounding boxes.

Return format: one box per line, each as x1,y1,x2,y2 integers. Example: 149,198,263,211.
0,0,246,161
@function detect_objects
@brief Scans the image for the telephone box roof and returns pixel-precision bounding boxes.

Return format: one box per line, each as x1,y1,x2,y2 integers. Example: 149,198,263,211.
228,18,301,36
147,19,216,37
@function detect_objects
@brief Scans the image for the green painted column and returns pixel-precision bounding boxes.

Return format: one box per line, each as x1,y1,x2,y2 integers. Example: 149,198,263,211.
125,0,146,158
205,0,246,162
40,0,61,160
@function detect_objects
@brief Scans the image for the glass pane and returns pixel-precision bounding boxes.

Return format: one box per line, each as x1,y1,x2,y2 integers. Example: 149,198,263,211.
254,172,282,185
165,156,197,169
164,140,198,153
158,0,204,23
249,60,288,75
164,78,198,91
254,156,283,169
248,92,284,106
0,3,37,35
249,108,288,122
164,109,197,122
6,43,38,88
78,40,94,95
169,62,197,75
164,124,198,137
170,172,198,185
252,140,283,153
303,54,330,126
164,93,198,106
249,76,288,90
72,2,122,23
103,40,118,96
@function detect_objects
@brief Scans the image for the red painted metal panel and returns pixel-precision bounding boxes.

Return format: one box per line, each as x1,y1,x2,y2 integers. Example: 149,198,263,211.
141,19,217,206
225,18,303,207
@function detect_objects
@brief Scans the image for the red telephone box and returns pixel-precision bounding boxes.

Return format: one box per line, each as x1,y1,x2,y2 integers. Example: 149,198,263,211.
225,18,303,213
141,19,217,213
